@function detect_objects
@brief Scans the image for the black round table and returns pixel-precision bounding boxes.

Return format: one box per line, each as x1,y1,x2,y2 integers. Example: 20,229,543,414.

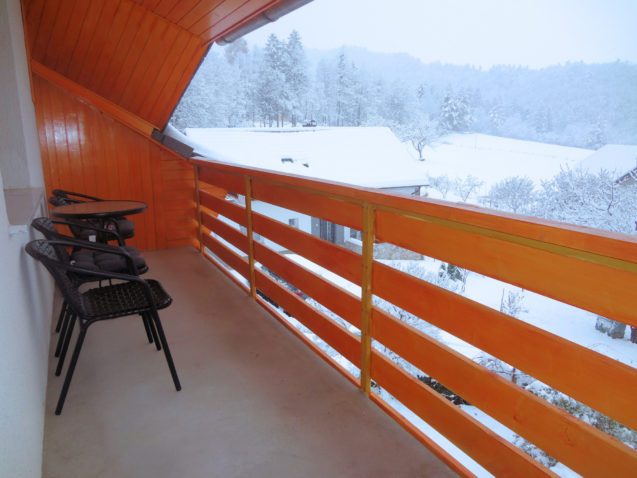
50,200,147,220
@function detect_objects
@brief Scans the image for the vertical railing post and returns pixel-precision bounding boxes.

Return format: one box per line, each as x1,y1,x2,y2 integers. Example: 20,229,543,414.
194,165,204,253
244,176,257,299
360,203,375,394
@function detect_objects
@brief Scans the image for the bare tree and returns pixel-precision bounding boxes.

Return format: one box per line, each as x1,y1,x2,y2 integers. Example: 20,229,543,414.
454,175,484,202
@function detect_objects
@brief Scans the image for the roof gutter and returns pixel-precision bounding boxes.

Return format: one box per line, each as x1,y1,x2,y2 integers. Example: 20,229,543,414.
216,0,314,45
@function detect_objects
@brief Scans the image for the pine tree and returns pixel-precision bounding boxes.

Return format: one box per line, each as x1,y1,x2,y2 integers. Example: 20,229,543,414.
284,30,308,126
256,34,288,126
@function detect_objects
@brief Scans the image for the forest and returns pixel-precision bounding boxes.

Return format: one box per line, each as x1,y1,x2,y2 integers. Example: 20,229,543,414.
171,31,637,150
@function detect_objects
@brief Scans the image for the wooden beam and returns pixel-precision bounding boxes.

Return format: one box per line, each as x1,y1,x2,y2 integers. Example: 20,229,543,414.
31,60,156,136
359,204,375,395
244,176,257,299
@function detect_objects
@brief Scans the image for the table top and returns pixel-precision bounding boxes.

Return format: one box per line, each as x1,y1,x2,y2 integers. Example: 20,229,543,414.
50,200,147,219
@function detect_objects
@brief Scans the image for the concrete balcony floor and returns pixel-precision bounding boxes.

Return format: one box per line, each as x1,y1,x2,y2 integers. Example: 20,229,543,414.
42,247,454,478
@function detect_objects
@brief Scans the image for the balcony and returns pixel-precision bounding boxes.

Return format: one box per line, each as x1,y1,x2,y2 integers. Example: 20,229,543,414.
6,1,636,476
42,247,455,477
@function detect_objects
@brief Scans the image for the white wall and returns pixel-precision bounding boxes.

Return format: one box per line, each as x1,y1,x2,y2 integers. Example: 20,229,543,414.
0,1,53,477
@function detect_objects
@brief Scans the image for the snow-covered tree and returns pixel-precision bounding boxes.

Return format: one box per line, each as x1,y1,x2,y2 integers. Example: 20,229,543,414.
453,175,484,202
536,167,637,234
428,175,453,199
257,34,289,126
283,30,308,125
439,93,473,132
482,176,535,214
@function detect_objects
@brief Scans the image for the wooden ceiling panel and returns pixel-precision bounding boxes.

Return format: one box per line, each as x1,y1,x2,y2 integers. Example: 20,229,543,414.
22,0,302,129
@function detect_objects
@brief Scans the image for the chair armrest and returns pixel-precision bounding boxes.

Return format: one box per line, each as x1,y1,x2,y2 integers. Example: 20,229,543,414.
52,189,103,202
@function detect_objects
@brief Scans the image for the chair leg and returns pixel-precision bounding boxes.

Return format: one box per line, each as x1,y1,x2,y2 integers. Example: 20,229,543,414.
144,312,161,351
141,314,154,344
54,301,68,333
56,313,77,376
54,309,72,357
55,325,87,415
150,312,181,391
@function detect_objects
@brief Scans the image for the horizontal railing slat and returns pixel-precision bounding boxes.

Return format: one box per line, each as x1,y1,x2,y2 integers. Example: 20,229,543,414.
373,261,637,431
251,178,363,230
199,189,247,226
191,158,637,265
252,211,362,286
254,242,361,328
255,269,361,367
199,167,244,194
372,261,637,431
375,210,637,328
373,309,637,476
202,233,250,279
370,351,553,478
202,211,248,254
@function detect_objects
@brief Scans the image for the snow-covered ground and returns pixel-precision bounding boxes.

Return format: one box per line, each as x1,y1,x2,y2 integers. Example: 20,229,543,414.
415,133,592,199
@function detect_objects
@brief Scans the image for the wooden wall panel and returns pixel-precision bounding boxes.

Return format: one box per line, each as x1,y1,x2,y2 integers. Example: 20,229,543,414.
32,74,196,251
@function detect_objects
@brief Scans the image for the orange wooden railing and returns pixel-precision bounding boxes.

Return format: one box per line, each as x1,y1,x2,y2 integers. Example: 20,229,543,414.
190,157,637,477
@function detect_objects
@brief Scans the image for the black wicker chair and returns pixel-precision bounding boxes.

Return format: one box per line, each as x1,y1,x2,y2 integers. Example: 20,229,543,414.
25,239,181,415
31,217,149,352
49,189,136,241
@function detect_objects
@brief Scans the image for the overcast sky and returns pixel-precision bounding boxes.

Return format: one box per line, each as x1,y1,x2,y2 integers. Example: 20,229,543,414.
244,0,637,69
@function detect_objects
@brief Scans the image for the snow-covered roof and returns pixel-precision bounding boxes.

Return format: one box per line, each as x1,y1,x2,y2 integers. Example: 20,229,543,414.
578,144,637,180
420,133,592,192
184,127,428,188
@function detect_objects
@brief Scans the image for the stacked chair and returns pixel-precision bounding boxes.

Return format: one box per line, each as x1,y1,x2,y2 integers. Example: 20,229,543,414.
48,189,136,242
28,216,181,415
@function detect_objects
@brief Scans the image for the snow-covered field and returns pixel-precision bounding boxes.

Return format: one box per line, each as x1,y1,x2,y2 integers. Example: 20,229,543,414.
415,133,592,199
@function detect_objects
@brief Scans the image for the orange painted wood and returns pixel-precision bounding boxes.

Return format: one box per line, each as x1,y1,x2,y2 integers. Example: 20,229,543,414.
251,178,363,230
32,61,155,136
370,351,554,478
63,1,107,80
41,0,74,69
178,0,224,30
252,211,362,286
255,269,361,367
373,310,637,476
32,75,196,251
196,0,277,40
202,248,251,294
369,394,477,478
75,0,120,87
53,0,90,74
372,261,637,432
94,2,145,95
203,233,250,279
190,157,637,266
199,189,246,226
199,167,245,195
255,295,361,389
201,211,249,254
253,241,361,328
375,210,637,328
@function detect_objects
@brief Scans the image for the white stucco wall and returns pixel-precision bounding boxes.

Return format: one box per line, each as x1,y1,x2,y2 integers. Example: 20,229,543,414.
0,1,53,477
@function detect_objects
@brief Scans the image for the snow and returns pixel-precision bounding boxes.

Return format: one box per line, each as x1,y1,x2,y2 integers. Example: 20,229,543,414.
578,144,637,179
185,126,428,188
418,133,592,196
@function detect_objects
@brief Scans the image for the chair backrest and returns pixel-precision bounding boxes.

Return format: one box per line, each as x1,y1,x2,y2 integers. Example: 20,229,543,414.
49,189,102,206
31,217,72,263
25,240,83,313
